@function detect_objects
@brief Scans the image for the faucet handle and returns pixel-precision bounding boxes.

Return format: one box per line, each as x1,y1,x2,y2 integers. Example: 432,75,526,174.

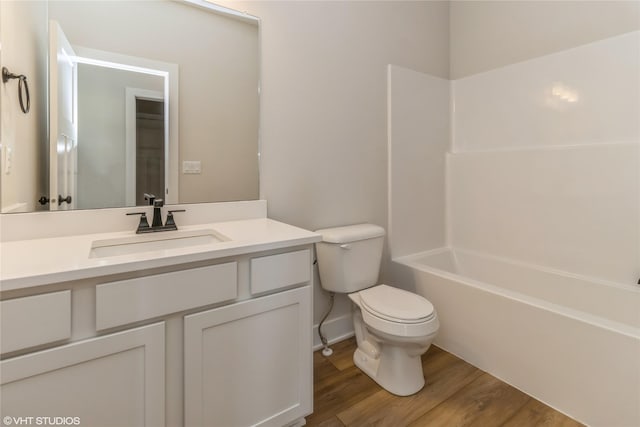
165,209,185,228
126,212,151,233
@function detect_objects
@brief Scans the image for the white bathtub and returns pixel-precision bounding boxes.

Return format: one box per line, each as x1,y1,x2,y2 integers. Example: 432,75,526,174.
393,247,640,427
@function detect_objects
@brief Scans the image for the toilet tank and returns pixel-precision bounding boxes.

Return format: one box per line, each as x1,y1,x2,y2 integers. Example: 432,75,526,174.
315,224,385,293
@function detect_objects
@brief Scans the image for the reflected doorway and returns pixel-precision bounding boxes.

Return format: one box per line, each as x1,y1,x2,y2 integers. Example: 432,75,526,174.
134,98,165,206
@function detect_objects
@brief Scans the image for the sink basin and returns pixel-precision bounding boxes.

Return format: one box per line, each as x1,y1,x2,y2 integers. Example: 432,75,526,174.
89,229,228,258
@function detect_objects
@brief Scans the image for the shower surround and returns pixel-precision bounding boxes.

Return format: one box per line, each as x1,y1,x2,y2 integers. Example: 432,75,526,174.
388,31,640,426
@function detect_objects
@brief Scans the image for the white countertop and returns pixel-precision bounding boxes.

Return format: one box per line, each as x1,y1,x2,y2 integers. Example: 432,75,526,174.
0,218,321,292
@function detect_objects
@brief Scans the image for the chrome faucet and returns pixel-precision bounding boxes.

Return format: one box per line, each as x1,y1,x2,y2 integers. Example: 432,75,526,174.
126,193,186,233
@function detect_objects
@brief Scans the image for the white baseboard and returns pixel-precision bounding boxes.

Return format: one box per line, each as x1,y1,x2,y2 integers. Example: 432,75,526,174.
312,313,354,350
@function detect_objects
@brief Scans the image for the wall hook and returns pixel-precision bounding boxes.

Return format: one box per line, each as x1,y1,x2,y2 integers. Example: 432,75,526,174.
2,67,30,114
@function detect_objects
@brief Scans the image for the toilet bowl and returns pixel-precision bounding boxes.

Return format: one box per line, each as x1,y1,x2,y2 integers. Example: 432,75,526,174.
314,224,439,396
349,284,439,396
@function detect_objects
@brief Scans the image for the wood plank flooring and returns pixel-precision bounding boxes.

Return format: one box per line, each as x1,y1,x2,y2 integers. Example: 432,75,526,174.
307,338,583,427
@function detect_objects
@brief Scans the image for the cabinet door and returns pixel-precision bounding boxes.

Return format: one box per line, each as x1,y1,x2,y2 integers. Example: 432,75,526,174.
1,323,165,427
184,286,312,427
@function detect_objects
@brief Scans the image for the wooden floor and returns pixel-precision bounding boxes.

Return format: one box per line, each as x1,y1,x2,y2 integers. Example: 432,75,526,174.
307,338,583,427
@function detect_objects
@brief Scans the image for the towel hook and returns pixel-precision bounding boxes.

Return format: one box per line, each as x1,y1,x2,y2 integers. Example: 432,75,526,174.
2,67,30,114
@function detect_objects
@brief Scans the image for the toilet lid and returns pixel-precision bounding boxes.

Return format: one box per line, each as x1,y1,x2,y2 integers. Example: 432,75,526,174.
359,284,435,324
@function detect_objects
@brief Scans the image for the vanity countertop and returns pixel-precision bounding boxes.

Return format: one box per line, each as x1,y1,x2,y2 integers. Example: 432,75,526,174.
0,218,321,292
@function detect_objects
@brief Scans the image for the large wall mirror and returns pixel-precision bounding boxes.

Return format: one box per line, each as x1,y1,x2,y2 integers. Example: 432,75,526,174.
0,0,260,213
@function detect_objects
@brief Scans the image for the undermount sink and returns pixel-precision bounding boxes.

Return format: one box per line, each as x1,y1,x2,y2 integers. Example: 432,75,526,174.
89,229,229,258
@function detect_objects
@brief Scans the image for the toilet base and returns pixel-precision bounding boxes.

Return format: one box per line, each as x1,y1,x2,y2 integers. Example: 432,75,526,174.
353,344,426,396
350,302,435,397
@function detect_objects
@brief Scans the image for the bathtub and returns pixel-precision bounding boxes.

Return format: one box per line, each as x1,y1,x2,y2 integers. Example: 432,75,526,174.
393,247,640,427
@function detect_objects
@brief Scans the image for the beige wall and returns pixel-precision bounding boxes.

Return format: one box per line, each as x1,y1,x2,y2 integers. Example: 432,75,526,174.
450,0,640,79
226,0,449,228
0,0,48,212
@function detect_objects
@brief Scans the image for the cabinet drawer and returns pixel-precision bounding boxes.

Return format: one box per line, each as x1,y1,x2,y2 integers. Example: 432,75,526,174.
96,262,237,330
250,249,311,295
1,290,71,354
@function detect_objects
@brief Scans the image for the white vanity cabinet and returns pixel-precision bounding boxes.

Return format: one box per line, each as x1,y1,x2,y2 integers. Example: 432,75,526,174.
0,240,316,427
184,249,314,427
184,286,312,427
0,323,165,427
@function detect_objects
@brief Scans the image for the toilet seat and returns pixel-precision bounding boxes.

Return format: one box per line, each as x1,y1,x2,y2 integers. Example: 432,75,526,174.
360,285,435,323
354,285,439,338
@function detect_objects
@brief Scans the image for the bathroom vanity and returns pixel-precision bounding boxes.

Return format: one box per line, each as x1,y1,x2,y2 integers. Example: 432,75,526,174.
0,201,320,427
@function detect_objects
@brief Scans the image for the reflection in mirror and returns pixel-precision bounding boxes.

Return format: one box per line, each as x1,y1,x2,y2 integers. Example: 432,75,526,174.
0,0,260,213
77,62,167,209
68,47,177,210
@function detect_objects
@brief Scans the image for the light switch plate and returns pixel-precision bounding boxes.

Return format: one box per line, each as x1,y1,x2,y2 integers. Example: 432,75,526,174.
182,160,201,174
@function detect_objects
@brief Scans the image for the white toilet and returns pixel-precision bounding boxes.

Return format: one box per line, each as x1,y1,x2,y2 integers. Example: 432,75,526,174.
315,223,439,396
